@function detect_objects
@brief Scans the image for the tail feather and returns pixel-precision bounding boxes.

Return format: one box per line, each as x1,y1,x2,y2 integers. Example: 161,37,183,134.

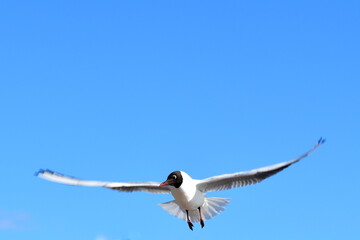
159,197,230,222
201,197,230,220
159,200,187,221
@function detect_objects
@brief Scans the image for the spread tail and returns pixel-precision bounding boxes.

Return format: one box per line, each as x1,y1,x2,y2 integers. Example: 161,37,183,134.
159,197,230,222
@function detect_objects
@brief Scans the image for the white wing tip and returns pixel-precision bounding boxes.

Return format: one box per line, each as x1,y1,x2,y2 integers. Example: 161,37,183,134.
36,169,69,179
35,169,85,185
35,169,53,177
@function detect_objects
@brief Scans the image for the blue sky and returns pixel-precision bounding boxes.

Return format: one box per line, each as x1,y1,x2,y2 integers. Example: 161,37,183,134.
0,0,359,239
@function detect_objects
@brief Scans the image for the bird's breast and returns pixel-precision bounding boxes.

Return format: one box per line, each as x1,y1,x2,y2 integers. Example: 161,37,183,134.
170,183,204,210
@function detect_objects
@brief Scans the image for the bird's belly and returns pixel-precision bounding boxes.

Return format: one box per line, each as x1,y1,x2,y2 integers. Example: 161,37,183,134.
171,188,204,211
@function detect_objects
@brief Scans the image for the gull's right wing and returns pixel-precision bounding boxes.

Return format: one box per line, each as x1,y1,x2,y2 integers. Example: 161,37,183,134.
197,138,325,193
36,170,171,194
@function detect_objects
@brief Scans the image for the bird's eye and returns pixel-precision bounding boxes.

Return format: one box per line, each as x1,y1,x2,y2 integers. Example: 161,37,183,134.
173,175,177,179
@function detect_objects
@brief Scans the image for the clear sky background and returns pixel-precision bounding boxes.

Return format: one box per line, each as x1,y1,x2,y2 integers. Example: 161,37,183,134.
1,1,359,240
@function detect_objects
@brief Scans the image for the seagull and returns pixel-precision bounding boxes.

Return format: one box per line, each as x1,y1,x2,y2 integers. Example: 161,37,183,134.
36,138,325,230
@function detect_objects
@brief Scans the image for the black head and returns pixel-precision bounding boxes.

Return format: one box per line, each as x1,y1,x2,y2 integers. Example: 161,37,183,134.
159,171,183,188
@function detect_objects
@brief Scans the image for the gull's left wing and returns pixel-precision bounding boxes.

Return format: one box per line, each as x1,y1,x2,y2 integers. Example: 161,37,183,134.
36,170,171,194
197,138,325,193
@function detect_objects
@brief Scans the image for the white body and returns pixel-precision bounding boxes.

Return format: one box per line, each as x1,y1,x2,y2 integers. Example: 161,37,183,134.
159,171,230,222
170,171,203,210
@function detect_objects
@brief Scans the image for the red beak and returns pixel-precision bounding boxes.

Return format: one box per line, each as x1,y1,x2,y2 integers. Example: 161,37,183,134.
159,181,170,187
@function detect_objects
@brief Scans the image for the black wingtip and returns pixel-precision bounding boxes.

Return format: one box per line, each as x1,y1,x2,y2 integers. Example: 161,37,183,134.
318,137,326,144
35,169,45,176
35,169,55,177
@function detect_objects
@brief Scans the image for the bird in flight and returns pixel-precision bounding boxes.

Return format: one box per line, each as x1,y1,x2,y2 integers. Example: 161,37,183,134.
37,138,325,230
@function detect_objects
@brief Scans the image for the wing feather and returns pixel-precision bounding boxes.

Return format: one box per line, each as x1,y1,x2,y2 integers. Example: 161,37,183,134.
36,170,171,194
197,138,325,193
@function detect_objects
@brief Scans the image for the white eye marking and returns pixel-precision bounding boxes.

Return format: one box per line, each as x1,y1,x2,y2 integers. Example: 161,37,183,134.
173,175,177,179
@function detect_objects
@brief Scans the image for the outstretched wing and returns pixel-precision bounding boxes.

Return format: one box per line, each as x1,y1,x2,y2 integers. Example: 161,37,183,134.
197,138,325,193
36,170,171,194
